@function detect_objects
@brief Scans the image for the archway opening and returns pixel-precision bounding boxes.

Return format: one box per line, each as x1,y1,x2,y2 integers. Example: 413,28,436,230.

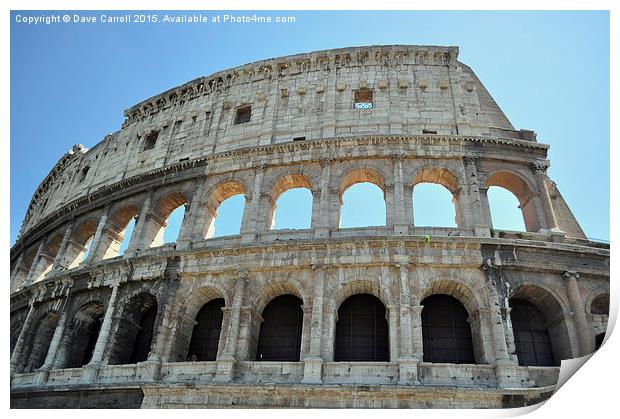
509,298,556,366
271,188,313,230
187,298,225,361
413,183,457,227
340,183,386,228
421,294,475,364
335,294,389,362
66,219,98,269
486,172,538,232
488,186,527,232
162,205,185,244
591,294,610,315
60,302,104,368
23,311,60,372
256,294,303,361
210,194,245,238
118,217,136,256
108,293,158,365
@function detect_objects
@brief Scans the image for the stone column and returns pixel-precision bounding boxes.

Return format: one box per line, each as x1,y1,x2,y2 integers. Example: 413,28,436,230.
10,252,26,291
23,241,46,286
51,222,74,271
34,310,68,385
531,162,560,232
386,304,400,362
313,157,333,238
240,164,265,243
82,284,120,382
392,152,409,234
463,156,490,236
125,189,154,255
214,269,248,382
176,177,207,249
564,271,592,356
396,263,420,385
302,265,326,383
85,205,111,264
10,301,36,375
300,305,313,360
411,305,425,361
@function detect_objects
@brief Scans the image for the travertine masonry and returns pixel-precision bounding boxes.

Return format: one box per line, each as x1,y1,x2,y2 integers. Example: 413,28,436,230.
10,45,609,409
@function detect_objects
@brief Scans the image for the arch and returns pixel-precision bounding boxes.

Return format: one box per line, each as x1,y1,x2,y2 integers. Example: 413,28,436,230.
66,218,99,268
204,179,247,239
509,298,556,366
339,167,387,228
186,298,225,361
268,173,314,230
107,292,158,365
170,284,228,362
32,232,64,282
147,192,190,247
509,284,572,362
333,279,391,311
335,294,389,362
254,280,307,315
339,166,386,197
22,310,60,372
101,204,140,259
256,294,304,361
418,279,480,316
412,167,460,195
595,333,605,350
56,301,104,368
485,171,539,232
421,294,476,364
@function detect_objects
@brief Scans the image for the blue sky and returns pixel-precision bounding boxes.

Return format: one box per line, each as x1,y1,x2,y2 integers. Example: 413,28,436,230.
10,11,609,244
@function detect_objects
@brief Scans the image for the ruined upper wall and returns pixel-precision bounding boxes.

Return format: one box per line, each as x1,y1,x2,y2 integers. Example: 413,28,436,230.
18,45,523,237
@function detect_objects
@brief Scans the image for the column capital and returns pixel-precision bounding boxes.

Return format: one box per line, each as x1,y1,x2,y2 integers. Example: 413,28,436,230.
390,151,405,162
531,160,549,174
253,162,267,173
563,270,580,280
463,154,481,165
233,267,249,280
319,155,335,167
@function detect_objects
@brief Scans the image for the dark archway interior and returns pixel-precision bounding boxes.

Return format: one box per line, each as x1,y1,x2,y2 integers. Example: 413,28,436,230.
335,293,389,362
108,293,158,365
24,312,60,372
591,294,610,315
256,294,303,361
187,298,225,361
510,298,556,366
421,294,475,364
63,302,104,368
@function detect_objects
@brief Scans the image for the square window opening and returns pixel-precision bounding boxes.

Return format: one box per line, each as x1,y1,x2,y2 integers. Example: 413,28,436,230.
235,105,252,124
144,131,159,150
354,89,373,109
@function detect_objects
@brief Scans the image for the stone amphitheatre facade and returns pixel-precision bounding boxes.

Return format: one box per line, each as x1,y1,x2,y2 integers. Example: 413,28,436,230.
10,45,609,409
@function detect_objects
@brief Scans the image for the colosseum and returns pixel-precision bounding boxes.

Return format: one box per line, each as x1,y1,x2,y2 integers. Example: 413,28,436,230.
10,45,609,409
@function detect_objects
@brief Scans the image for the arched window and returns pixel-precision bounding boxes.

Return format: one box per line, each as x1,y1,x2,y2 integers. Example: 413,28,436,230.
66,219,98,269
340,183,386,228
146,192,189,248
107,293,158,365
488,186,526,231
509,299,555,366
162,205,185,244
421,294,475,364
256,295,303,361
335,294,389,362
486,172,538,232
118,217,136,255
271,188,313,230
211,194,245,237
187,298,225,361
413,183,457,227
